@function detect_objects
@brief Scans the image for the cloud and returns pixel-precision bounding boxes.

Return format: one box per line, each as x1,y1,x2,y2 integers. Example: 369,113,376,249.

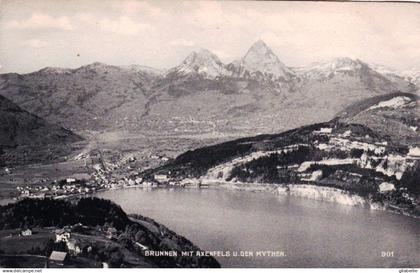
98,16,153,36
169,39,195,47
5,13,75,30
75,13,96,24
189,1,246,27
260,32,289,47
21,39,48,48
211,49,231,60
115,0,162,17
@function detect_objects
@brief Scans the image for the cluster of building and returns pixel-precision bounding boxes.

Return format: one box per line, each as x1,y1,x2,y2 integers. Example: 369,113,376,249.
15,169,170,200
12,146,178,199
48,225,116,268
16,177,94,199
8,221,154,268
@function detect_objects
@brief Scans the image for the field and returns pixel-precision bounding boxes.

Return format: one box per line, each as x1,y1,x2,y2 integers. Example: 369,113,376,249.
0,159,88,199
0,228,54,254
0,254,47,268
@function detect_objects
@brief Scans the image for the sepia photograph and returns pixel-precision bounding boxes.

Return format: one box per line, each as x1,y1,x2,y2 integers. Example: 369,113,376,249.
0,0,419,270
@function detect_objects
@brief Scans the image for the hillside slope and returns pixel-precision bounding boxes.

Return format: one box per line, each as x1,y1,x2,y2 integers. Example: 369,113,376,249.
337,92,419,145
0,95,82,166
0,95,82,148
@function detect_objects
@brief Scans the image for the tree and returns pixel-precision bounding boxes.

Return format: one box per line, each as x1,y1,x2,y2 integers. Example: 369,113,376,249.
400,161,420,195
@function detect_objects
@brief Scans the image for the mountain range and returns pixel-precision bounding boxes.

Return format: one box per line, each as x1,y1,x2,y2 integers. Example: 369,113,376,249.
0,40,418,138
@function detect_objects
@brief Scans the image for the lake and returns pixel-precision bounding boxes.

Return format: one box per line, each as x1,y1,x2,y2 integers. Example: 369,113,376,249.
93,187,419,268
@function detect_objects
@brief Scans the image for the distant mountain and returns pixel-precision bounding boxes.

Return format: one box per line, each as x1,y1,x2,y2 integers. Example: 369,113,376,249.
0,62,160,133
228,40,295,84
296,57,411,91
369,64,418,91
337,92,419,146
143,43,418,136
166,49,229,79
299,58,376,79
371,65,420,88
402,69,420,87
0,40,417,137
0,95,81,148
119,64,164,76
286,58,417,128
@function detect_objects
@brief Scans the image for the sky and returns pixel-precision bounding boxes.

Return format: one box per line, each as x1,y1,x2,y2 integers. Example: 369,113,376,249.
1,0,420,73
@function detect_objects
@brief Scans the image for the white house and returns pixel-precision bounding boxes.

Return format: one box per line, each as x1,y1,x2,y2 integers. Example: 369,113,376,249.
408,146,420,158
106,227,118,239
379,182,396,193
135,177,143,183
314,127,332,134
55,229,71,243
21,228,32,236
154,174,169,182
66,239,82,255
319,128,332,134
66,178,76,183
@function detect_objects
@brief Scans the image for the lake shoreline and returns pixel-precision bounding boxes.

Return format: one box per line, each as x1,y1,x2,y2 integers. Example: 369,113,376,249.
99,179,420,219
2,180,418,219
203,181,419,219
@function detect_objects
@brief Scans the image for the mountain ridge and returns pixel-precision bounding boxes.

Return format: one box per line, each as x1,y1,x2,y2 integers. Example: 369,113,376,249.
167,48,229,79
0,40,417,136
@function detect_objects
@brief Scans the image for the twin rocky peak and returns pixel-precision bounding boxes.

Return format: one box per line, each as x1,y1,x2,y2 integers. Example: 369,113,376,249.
169,39,295,82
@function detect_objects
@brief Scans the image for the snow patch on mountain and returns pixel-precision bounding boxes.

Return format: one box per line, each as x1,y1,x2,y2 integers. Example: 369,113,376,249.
370,63,400,76
300,57,369,80
120,64,164,75
368,96,414,110
37,67,71,74
169,48,229,79
401,69,420,86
